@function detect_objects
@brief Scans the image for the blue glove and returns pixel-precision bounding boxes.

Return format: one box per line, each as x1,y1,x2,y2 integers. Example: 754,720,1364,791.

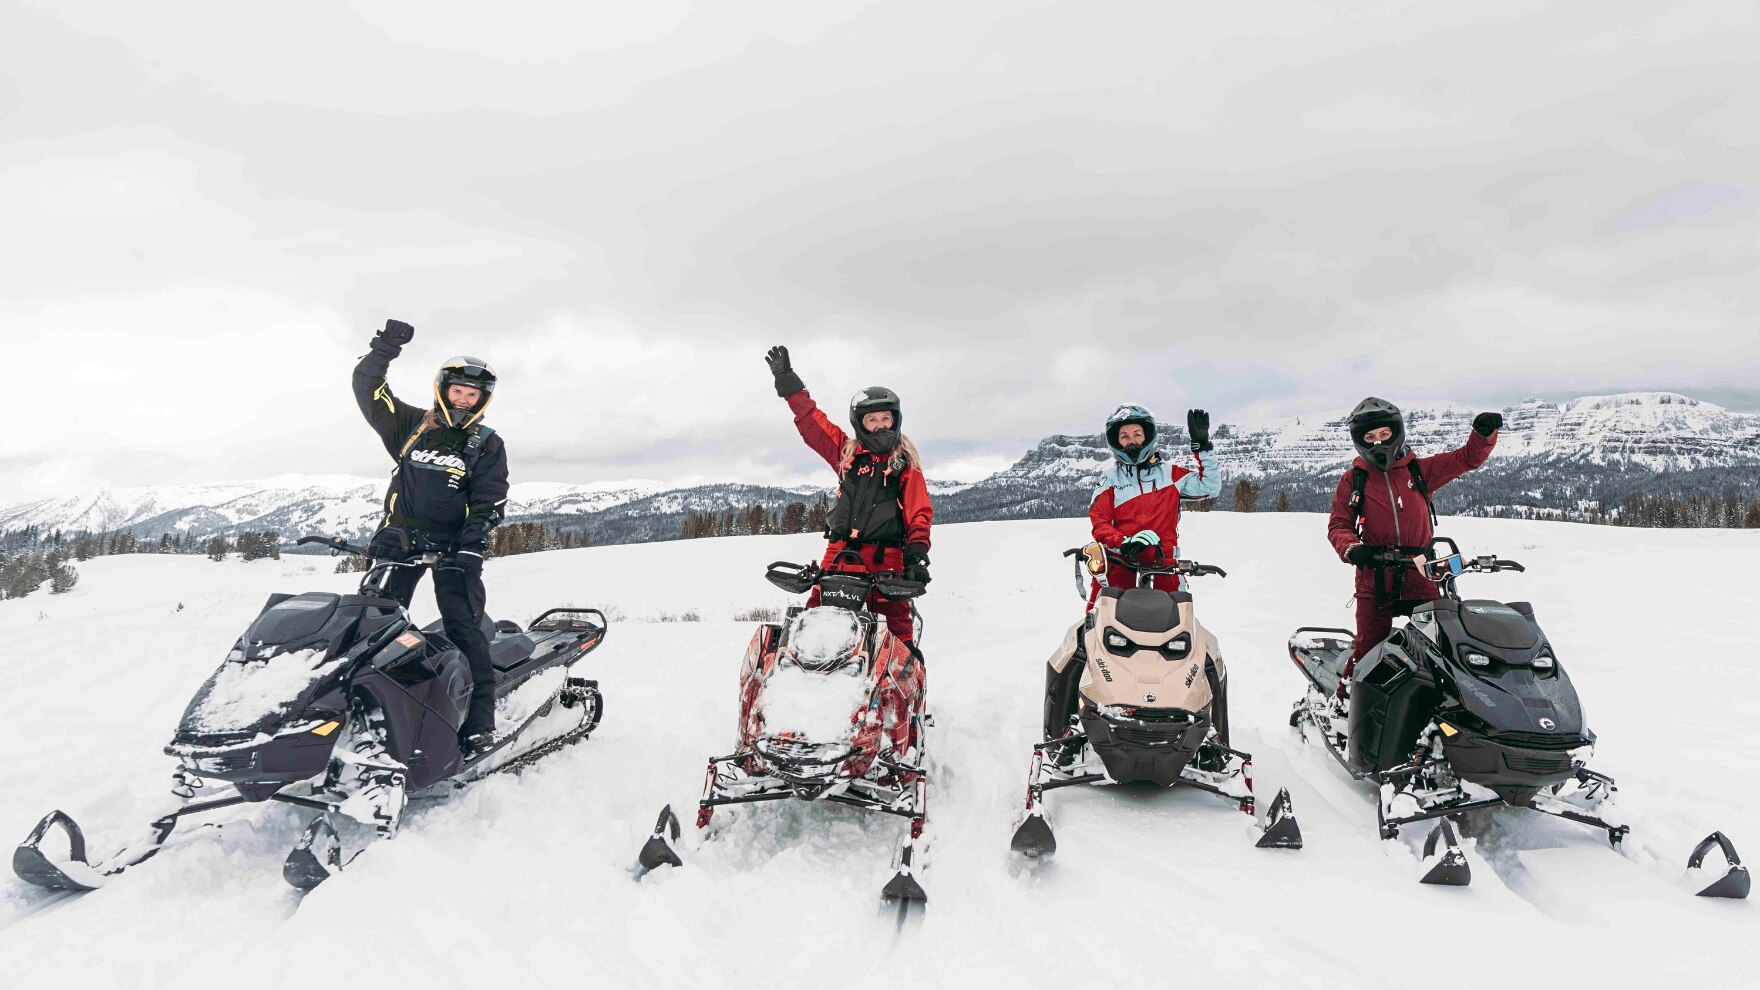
1120,531,1160,554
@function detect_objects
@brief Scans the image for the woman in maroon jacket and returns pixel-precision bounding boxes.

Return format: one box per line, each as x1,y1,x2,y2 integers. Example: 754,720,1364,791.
1328,397,1502,688
765,345,934,644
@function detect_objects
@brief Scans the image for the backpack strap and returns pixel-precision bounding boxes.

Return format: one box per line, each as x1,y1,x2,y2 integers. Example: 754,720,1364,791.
1348,467,1368,537
1407,458,1438,528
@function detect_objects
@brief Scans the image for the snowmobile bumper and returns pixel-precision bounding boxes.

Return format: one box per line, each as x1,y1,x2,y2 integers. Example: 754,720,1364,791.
1077,705,1209,787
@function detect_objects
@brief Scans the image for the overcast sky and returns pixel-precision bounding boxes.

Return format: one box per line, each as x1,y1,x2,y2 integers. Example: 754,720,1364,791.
4,1,1757,502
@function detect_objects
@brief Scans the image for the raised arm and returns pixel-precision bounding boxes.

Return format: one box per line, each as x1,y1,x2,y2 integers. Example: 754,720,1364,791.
767,345,847,469
1416,414,1499,491
353,319,425,459
1176,409,1220,500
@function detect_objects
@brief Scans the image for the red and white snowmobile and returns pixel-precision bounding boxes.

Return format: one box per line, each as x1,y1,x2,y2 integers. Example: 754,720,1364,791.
637,554,930,906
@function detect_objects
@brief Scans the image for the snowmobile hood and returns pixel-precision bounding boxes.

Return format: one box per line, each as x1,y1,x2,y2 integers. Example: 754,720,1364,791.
173,592,366,741
1411,602,1587,742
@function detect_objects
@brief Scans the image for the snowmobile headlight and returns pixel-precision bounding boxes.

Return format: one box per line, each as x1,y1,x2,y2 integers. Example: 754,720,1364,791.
1462,649,1492,668
1159,634,1191,660
1103,629,1133,654
1532,652,1555,671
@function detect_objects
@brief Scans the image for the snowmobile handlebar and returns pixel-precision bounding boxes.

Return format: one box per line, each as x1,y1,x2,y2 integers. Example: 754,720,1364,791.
764,560,927,600
297,535,370,556
1062,545,1227,580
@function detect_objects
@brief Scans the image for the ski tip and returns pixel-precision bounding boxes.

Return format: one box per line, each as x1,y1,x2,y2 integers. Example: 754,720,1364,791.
637,836,684,873
1257,814,1303,850
881,871,927,904
1687,831,1750,899
1418,821,1471,887
13,811,101,891
283,817,342,891
1009,814,1057,858
1419,853,1471,887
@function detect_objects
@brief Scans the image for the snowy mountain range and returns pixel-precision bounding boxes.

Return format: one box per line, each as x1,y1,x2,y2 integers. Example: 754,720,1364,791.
4,392,1756,544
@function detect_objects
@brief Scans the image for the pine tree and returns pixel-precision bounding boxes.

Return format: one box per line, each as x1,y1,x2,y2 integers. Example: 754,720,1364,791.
1274,491,1291,512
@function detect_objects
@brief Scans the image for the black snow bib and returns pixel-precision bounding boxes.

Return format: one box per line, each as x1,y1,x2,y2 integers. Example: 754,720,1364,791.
826,452,906,547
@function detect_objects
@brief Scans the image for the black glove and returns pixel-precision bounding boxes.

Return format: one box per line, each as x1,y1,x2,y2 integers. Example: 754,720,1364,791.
766,345,805,398
1473,412,1503,437
1186,409,1212,453
367,526,414,561
903,542,931,585
1345,543,1378,567
448,549,484,579
371,318,414,357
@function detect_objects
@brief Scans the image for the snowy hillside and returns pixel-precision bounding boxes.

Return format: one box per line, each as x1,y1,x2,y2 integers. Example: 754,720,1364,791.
1,516,1754,989
0,476,669,544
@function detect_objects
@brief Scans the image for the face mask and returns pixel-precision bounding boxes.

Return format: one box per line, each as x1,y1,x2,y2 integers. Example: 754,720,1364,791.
1121,442,1146,461
864,429,900,455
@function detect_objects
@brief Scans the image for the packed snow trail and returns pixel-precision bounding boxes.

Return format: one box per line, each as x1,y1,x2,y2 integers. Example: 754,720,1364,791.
2,517,1755,989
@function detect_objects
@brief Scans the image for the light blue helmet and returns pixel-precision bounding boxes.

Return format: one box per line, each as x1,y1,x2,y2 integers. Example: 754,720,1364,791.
1105,403,1157,465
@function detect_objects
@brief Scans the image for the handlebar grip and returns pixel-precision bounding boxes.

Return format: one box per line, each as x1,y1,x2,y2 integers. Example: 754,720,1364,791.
1496,559,1526,572
295,536,327,546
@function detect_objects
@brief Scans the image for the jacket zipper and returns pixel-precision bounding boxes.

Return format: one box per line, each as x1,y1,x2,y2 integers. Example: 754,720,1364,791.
1383,470,1403,547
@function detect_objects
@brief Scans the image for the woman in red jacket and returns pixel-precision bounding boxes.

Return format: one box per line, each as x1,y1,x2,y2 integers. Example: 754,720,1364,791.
765,346,933,644
1328,397,1501,689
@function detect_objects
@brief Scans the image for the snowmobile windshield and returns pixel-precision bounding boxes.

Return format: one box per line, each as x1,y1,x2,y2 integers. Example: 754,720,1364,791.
1458,601,1539,651
244,593,342,647
785,608,865,673
179,648,346,736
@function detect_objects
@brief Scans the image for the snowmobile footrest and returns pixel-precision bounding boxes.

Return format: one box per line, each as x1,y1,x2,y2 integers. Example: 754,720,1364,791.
1688,832,1751,900
1010,813,1056,858
637,805,684,872
1419,820,1471,887
1256,788,1303,850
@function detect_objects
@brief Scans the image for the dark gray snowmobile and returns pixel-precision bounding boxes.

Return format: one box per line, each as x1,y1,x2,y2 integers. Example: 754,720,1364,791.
13,535,607,893
1288,538,1747,897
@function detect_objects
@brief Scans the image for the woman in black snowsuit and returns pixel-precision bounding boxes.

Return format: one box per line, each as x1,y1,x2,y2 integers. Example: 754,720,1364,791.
352,319,509,757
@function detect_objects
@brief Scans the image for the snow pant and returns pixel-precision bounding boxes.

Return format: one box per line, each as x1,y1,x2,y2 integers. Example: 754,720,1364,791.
382,558,497,736
1344,586,1442,675
812,541,915,643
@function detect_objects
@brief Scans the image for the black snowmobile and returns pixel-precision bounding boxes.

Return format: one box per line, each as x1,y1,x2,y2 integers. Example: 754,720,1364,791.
1010,544,1301,857
13,535,607,892
1288,538,1748,897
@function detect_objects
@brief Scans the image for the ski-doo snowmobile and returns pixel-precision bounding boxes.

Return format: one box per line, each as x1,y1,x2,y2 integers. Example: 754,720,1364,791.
1010,544,1302,857
1288,538,1747,897
13,535,607,893
637,554,930,906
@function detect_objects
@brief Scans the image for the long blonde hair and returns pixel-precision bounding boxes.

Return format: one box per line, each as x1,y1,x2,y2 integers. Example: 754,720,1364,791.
839,434,920,476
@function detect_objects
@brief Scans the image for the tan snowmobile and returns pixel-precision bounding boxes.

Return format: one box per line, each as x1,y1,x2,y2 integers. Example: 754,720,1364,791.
1009,543,1301,857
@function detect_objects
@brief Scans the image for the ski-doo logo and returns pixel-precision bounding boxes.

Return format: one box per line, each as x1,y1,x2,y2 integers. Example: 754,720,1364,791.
409,448,467,471
1538,717,1556,730
1094,657,1114,683
1184,662,1199,688
1144,693,1157,703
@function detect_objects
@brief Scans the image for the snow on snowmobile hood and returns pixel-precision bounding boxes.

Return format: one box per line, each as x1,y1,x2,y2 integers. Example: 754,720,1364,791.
180,647,345,736
761,608,871,742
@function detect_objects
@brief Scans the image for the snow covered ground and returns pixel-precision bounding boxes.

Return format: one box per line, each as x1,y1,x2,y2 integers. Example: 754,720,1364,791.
1,516,1754,989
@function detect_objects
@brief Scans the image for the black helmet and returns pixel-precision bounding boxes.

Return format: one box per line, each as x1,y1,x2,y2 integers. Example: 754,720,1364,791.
849,386,902,455
433,355,497,429
1105,403,1158,466
1348,396,1405,471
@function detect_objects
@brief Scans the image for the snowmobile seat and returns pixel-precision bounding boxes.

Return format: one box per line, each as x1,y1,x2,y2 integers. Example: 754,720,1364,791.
1103,587,1191,634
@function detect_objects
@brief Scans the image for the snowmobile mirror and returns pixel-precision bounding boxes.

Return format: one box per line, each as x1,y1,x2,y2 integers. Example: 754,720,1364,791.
1424,555,1463,580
